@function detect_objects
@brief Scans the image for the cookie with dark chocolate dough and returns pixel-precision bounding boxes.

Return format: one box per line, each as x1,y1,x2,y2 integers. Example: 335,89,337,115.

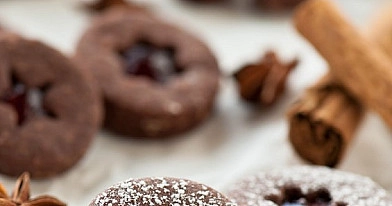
180,0,224,3
256,0,305,10
226,166,392,206
0,32,102,178
90,177,236,206
178,0,304,10
74,8,220,138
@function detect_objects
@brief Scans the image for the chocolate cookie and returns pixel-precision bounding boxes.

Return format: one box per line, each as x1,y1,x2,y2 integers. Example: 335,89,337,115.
256,0,305,10
227,166,392,205
179,0,303,10
180,0,223,3
90,177,236,206
75,9,220,138
84,0,147,12
0,32,101,178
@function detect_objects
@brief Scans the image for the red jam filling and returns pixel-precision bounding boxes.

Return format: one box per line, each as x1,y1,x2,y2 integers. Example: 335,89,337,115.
1,82,27,125
267,186,346,206
121,42,178,83
1,77,50,125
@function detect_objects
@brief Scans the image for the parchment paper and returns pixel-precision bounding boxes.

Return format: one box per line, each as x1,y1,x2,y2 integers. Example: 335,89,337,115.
0,0,391,205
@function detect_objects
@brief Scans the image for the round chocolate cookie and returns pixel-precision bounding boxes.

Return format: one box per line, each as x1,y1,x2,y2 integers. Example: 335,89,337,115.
75,9,220,138
256,0,305,10
178,0,304,10
90,177,236,206
227,166,392,206
180,0,224,3
0,32,101,178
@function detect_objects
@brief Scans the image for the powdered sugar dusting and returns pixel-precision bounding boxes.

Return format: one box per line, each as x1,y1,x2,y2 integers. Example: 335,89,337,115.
227,166,392,206
90,177,237,206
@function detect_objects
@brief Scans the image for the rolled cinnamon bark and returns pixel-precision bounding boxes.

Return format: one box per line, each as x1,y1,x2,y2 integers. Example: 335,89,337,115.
367,3,392,60
288,75,363,167
288,1,392,167
294,0,392,129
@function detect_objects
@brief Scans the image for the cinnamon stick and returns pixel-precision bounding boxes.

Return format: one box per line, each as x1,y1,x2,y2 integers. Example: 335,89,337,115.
287,75,363,167
288,1,392,167
294,0,392,129
367,3,392,60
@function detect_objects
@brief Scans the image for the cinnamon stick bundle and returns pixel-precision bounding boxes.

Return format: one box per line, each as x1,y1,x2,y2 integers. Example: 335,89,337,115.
288,1,392,167
288,75,363,167
294,0,392,129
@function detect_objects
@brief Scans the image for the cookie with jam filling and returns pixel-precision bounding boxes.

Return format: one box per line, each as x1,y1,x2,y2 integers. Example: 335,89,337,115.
75,9,220,138
227,166,392,206
0,32,102,178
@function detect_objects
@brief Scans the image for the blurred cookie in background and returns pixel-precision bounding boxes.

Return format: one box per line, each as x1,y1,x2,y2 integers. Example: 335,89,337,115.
74,8,220,138
179,0,305,11
256,0,305,11
82,0,147,12
0,32,102,178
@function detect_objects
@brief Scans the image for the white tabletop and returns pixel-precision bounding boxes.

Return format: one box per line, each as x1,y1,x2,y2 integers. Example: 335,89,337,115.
1,0,392,205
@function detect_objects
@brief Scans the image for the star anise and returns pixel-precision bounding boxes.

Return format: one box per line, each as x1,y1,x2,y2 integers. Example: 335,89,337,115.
234,50,298,106
0,172,66,206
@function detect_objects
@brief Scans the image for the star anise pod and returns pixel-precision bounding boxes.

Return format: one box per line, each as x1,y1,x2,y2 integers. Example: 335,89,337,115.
0,172,66,206
234,50,298,106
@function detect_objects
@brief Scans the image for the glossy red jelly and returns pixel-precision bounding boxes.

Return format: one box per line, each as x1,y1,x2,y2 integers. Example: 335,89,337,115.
274,187,335,206
121,42,178,83
1,80,47,125
1,83,28,125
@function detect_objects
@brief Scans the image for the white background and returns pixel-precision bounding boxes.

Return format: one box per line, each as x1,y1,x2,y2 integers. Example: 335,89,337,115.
1,0,392,205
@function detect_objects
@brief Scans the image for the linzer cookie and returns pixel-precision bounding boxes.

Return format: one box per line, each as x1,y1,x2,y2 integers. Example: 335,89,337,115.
227,166,392,205
0,32,101,178
180,0,304,10
84,0,129,11
84,0,146,12
90,177,236,206
287,75,364,167
180,0,223,3
75,8,220,138
256,0,305,10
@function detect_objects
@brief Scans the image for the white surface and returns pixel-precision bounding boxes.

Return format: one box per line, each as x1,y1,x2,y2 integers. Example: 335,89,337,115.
1,0,392,205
